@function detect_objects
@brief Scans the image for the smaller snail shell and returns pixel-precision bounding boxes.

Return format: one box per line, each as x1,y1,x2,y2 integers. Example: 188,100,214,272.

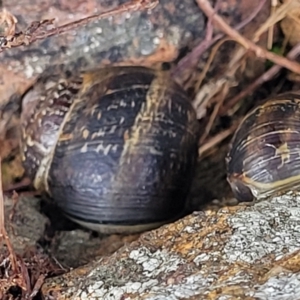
226,92,300,202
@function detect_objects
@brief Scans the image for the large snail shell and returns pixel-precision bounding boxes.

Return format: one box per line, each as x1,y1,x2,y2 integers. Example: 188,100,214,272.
20,66,199,233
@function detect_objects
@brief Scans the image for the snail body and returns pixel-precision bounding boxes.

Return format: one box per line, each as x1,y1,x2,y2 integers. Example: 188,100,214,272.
20,66,199,233
226,92,300,202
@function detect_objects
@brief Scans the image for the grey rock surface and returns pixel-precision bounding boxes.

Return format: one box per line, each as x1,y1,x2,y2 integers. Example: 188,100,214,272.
42,192,300,299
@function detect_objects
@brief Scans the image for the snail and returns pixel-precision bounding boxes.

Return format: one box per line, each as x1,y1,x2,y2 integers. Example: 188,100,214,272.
226,92,300,202
20,66,199,234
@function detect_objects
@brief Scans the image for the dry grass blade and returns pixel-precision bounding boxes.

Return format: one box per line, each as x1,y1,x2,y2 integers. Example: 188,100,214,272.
267,0,278,49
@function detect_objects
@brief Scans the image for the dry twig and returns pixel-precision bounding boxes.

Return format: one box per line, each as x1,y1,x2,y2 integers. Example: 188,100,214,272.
199,122,239,157
199,81,231,144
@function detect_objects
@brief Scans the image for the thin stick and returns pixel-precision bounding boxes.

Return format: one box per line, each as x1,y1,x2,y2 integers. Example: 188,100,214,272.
199,83,228,144
0,157,4,232
29,274,46,299
4,177,31,193
199,123,238,157
267,0,278,49
196,0,300,74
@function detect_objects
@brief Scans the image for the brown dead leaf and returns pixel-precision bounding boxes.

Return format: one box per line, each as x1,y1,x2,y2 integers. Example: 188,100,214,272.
1,153,24,190
0,9,17,37
281,1,300,46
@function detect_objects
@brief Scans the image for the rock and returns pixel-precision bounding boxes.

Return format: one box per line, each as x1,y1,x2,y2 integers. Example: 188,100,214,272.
0,0,206,108
42,192,300,299
4,196,47,253
0,0,269,134
49,230,140,268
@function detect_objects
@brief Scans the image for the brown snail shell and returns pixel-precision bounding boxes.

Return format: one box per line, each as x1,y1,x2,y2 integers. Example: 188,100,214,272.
226,92,300,202
20,66,199,233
